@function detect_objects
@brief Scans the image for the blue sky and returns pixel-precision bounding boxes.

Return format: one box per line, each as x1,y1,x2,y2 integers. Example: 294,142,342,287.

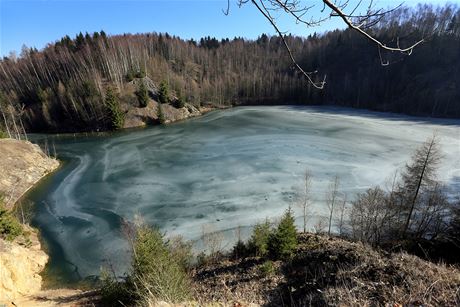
0,0,458,56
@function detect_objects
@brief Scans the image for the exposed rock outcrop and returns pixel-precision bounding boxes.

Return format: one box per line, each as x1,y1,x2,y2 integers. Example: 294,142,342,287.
124,101,203,128
0,226,48,302
0,138,59,209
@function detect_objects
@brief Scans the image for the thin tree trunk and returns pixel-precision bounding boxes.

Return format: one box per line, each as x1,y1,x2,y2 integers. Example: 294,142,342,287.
10,109,20,140
327,176,340,236
19,116,28,141
1,110,12,138
303,204,307,233
403,139,434,236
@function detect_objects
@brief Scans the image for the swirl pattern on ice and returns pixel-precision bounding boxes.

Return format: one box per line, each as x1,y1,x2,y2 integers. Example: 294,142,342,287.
28,106,460,282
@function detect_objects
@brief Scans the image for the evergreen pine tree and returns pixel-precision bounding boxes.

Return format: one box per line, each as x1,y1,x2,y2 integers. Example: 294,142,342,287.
105,87,124,130
158,81,170,104
173,90,186,108
268,208,298,259
248,219,272,257
157,104,165,124
75,32,85,50
84,32,92,43
136,81,149,108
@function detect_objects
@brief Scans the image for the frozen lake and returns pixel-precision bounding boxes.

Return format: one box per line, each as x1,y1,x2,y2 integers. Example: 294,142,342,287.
27,106,460,283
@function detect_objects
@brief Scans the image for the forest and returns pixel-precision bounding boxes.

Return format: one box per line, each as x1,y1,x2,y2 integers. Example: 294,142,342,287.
0,4,459,133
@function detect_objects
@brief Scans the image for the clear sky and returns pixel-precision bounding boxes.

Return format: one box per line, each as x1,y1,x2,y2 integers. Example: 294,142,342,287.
0,0,458,56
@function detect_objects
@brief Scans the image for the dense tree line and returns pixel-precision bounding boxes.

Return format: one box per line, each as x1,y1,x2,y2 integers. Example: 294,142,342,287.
0,4,459,133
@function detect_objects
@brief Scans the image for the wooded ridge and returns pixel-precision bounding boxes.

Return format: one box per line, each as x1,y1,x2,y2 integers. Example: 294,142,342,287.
0,4,459,133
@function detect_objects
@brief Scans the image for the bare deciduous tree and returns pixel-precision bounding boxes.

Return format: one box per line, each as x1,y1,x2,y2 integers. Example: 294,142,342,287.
413,182,449,240
349,186,390,245
313,216,327,234
335,193,347,236
201,224,224,260
296,169,312,233
326,175,340,235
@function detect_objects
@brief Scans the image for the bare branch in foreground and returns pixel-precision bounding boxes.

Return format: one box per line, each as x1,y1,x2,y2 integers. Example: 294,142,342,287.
322,0,424,54
232,0,426,88
250,0,327,89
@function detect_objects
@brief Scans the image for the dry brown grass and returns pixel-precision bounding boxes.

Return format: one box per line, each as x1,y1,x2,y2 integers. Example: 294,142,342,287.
325,252,460,306
193,257,285,305
193,233,460,306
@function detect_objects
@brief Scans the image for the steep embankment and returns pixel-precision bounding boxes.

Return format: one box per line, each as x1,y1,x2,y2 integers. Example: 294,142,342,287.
0,139,58,302
0,226,49,301
0,138,59,209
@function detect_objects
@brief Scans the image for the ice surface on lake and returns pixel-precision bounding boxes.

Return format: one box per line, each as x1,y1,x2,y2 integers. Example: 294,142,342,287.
28,106,460,281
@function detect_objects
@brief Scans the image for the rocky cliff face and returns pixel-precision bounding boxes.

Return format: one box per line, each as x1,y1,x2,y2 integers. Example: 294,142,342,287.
0,226,48,301
0,138,59,209
0,139,58,302
124,100,203,128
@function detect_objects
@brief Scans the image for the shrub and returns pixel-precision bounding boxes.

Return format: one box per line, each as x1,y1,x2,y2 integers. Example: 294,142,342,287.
232,239,249,259
268,208,298,259
350,187,389,246
0,196,23,241
36,87,49,104
248,219,272,257
135,68,146,79
99,269,133,305
135,81,149,108
259,260,275,277
201,224,224,263
0,129,8,138
132,226,191,303
196,251,210,267
126,68,145,81
125,70,135,82
101,225,191,305
168,235,193,270
80,81,99,98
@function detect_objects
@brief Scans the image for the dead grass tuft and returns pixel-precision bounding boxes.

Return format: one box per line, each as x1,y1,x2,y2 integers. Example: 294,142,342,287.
193,233,460,306
324,252,460,306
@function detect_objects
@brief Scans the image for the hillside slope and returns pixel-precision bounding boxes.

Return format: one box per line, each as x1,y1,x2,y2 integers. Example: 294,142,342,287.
0,4,459,133
0,138,59,209
194,233,460,306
